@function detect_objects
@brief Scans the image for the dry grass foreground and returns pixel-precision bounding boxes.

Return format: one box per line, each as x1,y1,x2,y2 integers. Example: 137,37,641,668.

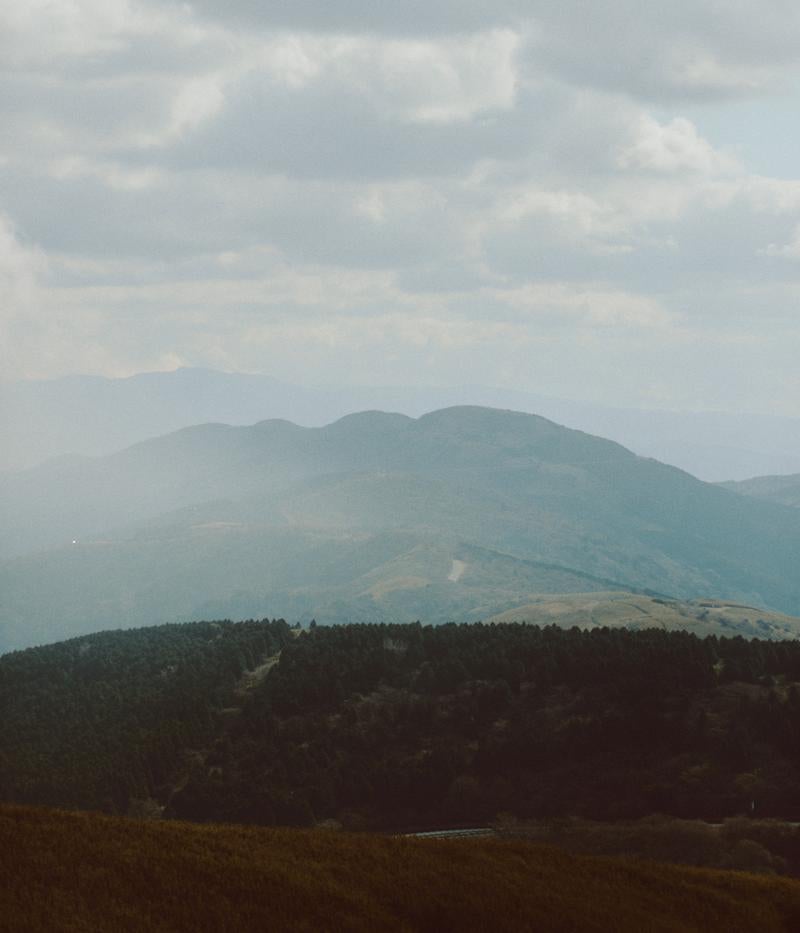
3,806,800,932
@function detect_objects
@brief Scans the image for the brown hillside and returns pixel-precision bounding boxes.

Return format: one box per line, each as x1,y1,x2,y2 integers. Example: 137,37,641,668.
485,591,800,640
3,806,800,932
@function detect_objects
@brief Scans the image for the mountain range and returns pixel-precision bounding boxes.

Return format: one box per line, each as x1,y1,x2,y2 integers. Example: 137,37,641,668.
4,367,800,481
2,405,800,654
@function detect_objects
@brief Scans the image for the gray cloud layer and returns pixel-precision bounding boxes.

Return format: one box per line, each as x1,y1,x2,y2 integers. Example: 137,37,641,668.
2,0,800,413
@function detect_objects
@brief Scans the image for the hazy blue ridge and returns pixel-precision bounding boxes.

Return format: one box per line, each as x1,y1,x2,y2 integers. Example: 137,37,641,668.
2,405,800,653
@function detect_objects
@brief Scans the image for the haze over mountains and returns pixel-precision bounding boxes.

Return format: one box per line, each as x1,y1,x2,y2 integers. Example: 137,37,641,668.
4,368,800,481
2,404,800,654
723,474,800,509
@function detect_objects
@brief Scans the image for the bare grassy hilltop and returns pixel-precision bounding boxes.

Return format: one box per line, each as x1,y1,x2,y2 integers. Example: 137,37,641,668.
486,592,800,639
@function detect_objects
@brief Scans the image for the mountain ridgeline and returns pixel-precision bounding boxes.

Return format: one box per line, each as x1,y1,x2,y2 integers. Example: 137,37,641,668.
723,474,800,509
5,367,800,480
2,406,800,653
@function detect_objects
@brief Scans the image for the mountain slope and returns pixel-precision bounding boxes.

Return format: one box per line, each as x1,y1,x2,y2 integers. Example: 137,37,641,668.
0,620,290,810
6,806,800,933
722,474,800,509
0,529,631,653
485,592,800,640
9,620,800,828
2,406,800,651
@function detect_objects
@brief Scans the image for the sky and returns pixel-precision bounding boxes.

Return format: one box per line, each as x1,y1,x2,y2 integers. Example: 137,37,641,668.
2,0,800,413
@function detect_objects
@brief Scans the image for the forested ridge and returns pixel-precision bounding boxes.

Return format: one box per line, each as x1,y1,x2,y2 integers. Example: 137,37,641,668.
0,619,290,811
7,620,800,835
173,623,800,830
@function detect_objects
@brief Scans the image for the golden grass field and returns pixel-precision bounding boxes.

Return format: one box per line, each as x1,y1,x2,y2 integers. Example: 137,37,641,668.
3,806,800,932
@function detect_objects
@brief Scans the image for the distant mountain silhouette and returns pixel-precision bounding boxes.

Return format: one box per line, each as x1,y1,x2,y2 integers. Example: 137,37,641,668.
4,367,800,480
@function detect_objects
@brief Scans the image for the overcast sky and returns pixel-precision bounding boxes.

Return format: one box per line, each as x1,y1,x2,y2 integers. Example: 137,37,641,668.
2,1,800,413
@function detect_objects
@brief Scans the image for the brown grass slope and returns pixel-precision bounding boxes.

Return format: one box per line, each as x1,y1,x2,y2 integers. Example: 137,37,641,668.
485,591,800,639
3,807,800,932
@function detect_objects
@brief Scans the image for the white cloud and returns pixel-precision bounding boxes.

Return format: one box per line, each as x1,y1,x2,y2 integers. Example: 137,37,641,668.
617,116,739,175
0,0,130,63
0,213,43,312
733,176,800,215
493,282,674,329
0,214,70,381
351,29,520,123
2,0,800,413
48,156,166,191
0,0,188,66
224,28,522,127
162,74,227,140
662,46,769,95
760,224,800,258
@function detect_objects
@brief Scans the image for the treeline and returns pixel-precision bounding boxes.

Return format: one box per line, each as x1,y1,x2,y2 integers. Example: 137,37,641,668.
172,623,800,829
0,620,290,811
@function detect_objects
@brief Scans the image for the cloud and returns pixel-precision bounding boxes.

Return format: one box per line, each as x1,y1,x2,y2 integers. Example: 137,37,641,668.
492,282,674,329
336,30,520,124
185,0,527,38
0,212,73,381
526,1,800,102
0,0,134,65
0,213,42,312
617,116,740,174
2,0,800,415
184,0,800,103
761,224,800,259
